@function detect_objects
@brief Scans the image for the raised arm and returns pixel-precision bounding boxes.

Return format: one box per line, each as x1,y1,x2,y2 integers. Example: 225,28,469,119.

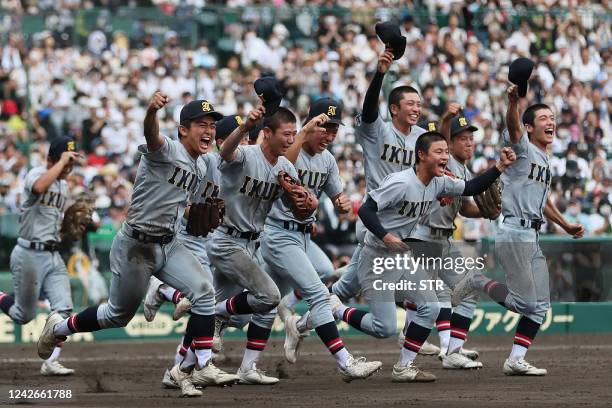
143,91,168,152
440,102,462,142
220,105,265,162
361,48,394,124
285,113,329,164
544,198,585,238
461,147,516,196
505,85,523,144
32,151,80,195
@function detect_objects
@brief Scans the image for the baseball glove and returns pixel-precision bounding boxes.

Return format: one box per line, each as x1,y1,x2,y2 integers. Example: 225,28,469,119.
473,179,502,220
186,197,225,237
278,171,318,220
61,200,93,241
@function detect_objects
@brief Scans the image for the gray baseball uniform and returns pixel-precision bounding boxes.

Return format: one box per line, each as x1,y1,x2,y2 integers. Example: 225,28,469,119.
357,168,466,337
98,135,215,329
6,166,73,324
412,155,478,319
206,144,299,323
332,118,426,301
495,129,552,324
261,149,343,328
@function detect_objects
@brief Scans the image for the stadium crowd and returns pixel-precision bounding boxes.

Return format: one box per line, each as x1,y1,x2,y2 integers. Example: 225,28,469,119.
0,1,610,249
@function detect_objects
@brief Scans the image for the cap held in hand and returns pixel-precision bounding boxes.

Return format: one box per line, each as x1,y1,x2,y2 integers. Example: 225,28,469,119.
254,75,285,117
375,21,407,60
508,57,535,98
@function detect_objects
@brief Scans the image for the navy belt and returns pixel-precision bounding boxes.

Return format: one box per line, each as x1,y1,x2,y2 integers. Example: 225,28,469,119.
504,217,543,230
222,226,260,241
27,241,59,251
126,225,174,245
283,221,313,233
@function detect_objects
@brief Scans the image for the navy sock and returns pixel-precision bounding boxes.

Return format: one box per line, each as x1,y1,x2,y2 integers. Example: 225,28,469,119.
315,321,345,355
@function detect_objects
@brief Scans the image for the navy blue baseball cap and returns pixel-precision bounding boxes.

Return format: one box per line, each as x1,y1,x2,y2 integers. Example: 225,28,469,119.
48,137,76,161
450,116,478,137
306,97,343,125
375,21,407,60
180,99,223,123
254,75,284,117
418,120,439,132
508,57,535,97
216,114,244,140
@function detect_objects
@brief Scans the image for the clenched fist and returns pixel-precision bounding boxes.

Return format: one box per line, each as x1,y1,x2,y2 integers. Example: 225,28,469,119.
148,91,169,112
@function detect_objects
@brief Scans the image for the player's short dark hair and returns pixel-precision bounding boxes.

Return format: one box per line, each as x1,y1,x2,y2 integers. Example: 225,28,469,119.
522,103,552,129
415,131,447,164
263,107,296,132
388,86,420,117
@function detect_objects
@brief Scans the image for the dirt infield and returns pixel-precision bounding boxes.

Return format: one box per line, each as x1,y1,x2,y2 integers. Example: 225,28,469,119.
1,333,611,407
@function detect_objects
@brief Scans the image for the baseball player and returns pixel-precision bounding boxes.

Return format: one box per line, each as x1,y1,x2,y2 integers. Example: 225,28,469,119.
37,92,238,397
0,137,79,376
353,131,516,381
452,85,585,376
143,115,249,325
262,97,383,381
408,112,486,370
204,105,311,385
327,48,438,352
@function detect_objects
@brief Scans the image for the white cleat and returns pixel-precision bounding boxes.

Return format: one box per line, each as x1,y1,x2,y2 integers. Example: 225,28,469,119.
328,294,344,319
460,347,479,360
192,360,239,386
338,355,383,383
173,297,192,321
213,316,228,354
503,358,547,376
419,340,441,356
144,282,165,322
442,352,483,369
277,293,295,323
391,362,437,382
284,315,309,364
162,368,180,389
169,364,202,397
237,363,279,385
451,269,476,307
37,312,67,360
40,360,75,376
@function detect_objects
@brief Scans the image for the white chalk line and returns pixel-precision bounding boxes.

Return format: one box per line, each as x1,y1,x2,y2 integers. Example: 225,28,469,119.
1,343,611,364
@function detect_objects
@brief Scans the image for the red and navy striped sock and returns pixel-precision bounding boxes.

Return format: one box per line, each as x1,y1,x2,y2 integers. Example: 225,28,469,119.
436,307,451,332
187,314,215,367
172,290,185,305
448,313,472,354
315,321,345,355
66,306,101,333
0,292,14,315
484,280,509,307
510,315,541,361
246,322,271,352
436,307,452,350
226,292,254,315
341,307,367,331
399,322,432,365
